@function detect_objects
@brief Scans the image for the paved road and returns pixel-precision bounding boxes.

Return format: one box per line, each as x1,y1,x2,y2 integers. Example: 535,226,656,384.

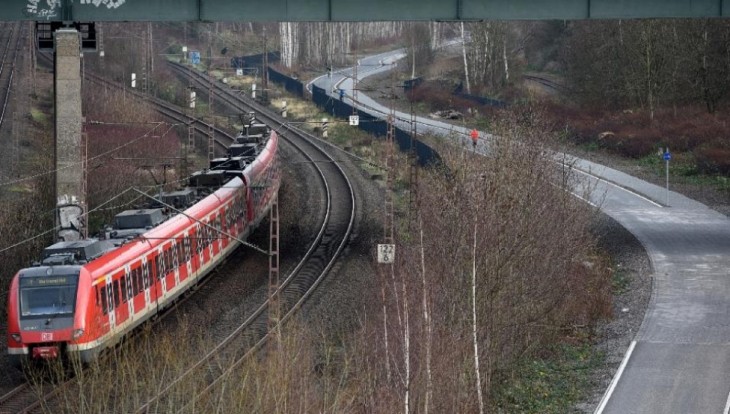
313,48,730,413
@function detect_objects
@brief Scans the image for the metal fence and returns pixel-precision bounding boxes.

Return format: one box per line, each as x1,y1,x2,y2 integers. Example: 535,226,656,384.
312,85,440,167
267,67,304,97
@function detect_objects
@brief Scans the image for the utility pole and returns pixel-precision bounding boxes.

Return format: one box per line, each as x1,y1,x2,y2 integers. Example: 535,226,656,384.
268,192,280,333
28,21,36,95
663,147,671,205
208,73,215,162
408,98,418,222
81,119,88,239
352,49,358,116
262,25,268,92
185,84,196,179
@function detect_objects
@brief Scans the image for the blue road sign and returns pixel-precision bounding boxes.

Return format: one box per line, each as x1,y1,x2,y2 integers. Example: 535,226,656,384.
663,151,671,161
190,51,201,65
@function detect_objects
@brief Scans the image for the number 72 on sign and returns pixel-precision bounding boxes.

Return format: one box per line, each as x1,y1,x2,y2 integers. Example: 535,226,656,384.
377,244,395,264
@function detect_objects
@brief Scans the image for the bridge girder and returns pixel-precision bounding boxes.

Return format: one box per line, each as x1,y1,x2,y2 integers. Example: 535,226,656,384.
9,0,730,22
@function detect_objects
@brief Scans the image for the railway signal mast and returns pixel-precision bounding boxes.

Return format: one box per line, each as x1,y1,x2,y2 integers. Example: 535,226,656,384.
208,73,215,162
409,93,418,220
268,193,280,333
185,84,196,179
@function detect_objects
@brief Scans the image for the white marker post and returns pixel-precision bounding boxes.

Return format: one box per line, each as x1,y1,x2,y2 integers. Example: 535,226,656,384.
663,148,671,205
131,73,136,88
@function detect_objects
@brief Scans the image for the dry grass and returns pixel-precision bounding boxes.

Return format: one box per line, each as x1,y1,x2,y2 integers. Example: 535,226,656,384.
31,106,611,413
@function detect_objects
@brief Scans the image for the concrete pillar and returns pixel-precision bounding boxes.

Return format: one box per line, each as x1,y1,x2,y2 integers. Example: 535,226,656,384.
54,29,84,241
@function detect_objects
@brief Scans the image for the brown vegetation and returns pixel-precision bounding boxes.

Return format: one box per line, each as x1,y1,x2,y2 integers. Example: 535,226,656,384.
83,86,182,231
33,108,612,413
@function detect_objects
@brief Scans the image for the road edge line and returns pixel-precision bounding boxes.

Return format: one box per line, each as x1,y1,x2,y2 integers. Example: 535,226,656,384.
594,340,637,414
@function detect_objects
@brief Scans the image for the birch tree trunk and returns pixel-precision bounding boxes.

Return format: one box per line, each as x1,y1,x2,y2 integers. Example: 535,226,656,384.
503,36,509,82
401,265,411,414
381,269,392,382
461,22,471,94
419,216,432,414
472,208,485,414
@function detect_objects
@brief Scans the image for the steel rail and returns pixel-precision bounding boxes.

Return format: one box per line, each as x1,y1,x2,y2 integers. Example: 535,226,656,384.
0,23,22,132
136,62,356,414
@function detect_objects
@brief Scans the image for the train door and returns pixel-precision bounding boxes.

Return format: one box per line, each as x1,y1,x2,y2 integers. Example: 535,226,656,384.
113,270,128,326
105,274,116,332
125,265,134,323
184,232,193,283
206,218,215,263
213,209,224,254
157,247,167,297
196,223,204,270
171,238,180,286
142,256,151,312
222,206,231,249
144,255,160,312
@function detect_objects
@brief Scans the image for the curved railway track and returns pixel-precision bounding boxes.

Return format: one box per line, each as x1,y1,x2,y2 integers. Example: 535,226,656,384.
0,22,22,133
13,57,356,412
522,73,569,93
133,61,356,413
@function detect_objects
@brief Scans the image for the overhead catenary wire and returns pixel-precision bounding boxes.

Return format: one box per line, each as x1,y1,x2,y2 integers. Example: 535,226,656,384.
0,186,152,255
0,121,177,188
131,188,270,256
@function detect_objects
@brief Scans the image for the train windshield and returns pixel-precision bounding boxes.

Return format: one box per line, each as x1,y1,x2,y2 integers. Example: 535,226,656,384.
19,274,79,318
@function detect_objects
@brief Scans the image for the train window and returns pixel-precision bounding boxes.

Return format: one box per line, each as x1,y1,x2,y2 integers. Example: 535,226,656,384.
171,245,178,270
100,286,108,315
185,237,191,260
131,268,137,295
142,261,150,289
195,227,203,253
113,281,121,308
136,266,144,292
129,268,137,296
158,253,164,278
163,250,169,274
144,260,152,286
237,196,245,217
151,255,158,281
120,276,128,303
177,240,184,262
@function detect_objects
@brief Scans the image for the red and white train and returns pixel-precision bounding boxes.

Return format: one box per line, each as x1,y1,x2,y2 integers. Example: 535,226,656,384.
6,117,279,364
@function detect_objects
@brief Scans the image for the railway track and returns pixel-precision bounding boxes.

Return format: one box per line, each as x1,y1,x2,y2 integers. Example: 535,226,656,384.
17,57,355,411
0,22,21,133
131,61,356,413
0,383,33,414
82,70,234,152
523,73,569,93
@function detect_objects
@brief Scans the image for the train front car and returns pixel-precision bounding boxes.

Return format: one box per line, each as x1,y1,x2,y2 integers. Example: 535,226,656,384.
6,264,90,365
7,239,107,365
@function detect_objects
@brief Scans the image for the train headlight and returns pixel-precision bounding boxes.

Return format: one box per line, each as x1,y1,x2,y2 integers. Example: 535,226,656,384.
72,329,84,339
11,333,21,342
